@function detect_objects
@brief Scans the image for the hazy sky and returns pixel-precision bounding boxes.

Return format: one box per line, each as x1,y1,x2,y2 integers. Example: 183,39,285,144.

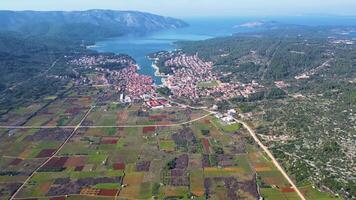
1,0,356,17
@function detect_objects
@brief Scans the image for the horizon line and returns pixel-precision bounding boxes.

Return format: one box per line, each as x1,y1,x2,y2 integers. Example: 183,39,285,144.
0,9,356,19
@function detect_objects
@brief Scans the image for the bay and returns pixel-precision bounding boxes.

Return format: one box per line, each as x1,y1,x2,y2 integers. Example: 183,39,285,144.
90,16,356,85
90,18,250,84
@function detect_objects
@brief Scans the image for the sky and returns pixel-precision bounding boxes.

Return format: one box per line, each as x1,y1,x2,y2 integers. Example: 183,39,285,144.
1,0,356,17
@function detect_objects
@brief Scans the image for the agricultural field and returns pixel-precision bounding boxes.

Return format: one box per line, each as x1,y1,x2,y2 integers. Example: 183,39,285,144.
1,109,304,200
0,75,337,200
83,102,209,127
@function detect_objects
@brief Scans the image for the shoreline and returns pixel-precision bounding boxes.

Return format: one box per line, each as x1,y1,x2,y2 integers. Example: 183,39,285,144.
149,60,171,87
151,62,170,78
151,62,170,86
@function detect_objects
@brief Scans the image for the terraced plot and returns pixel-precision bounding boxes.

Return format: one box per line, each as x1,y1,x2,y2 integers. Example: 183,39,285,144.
0,111,305,200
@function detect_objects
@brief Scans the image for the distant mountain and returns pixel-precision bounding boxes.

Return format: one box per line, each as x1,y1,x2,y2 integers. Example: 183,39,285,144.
0,10,188,40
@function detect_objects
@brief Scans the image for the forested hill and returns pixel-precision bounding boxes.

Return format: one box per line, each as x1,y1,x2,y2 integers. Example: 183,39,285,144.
0,10,188,40
178,27,356,82
0,32,87,110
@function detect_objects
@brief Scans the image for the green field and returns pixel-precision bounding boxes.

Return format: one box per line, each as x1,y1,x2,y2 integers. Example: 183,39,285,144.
197,80,220,89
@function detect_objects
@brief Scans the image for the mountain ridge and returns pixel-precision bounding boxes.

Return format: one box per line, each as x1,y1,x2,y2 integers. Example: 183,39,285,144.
0,10,188,40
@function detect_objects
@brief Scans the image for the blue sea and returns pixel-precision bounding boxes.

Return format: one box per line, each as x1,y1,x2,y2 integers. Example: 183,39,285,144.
91,16,356,85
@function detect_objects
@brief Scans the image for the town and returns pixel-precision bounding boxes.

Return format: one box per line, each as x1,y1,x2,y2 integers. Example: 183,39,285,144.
69,52,264,108
154,52,264,102
69,54,172,109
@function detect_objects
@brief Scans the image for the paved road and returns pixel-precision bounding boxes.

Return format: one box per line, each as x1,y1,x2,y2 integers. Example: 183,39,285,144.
167,99,306,200
0,113,212,130
234,118,306,200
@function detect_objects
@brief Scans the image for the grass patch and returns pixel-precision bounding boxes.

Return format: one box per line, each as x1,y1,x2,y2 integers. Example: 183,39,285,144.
190,170,205,197
88,151,108,164
159,140,176,151
95,183,120,189
197,80,219,89
212,117,241,133
204,167,243,177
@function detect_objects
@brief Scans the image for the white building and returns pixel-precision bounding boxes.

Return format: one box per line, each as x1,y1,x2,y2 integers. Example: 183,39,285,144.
227,109,237,116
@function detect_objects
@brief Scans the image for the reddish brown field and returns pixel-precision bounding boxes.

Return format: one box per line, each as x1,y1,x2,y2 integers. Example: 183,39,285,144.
123,173,144,185
263,177,284,186
143,126,156,133
64,156,86,167
80,188,100,196
253,163,272,172
9,158,23,166
202,138,210,153
204,119,210,125
36,149,57,158
255,167,272,172
101,137,119,144
98,189,118,196
149,114,167,120
41,157,68,170
113,163,126,170
38,182,52,195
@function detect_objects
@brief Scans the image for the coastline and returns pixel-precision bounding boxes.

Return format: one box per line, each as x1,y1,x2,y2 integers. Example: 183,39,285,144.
152,62,170,86
134,64,141,70
151,62,170,78
150,60,171,86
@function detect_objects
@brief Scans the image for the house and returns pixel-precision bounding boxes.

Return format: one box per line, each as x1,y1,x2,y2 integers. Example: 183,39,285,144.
221,116,234,124
227,109,237,116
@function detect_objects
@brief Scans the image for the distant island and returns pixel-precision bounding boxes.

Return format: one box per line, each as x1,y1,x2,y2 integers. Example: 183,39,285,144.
235,20,280,28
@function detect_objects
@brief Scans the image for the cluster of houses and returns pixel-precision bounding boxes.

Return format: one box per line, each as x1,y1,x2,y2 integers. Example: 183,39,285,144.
212,106,238,125
113,66,155,102
329,38,354,45
163,54,215,99
69,54,135,68
274,81,290,89
144,97,171,109
162,54,263,102
70,55,157,104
